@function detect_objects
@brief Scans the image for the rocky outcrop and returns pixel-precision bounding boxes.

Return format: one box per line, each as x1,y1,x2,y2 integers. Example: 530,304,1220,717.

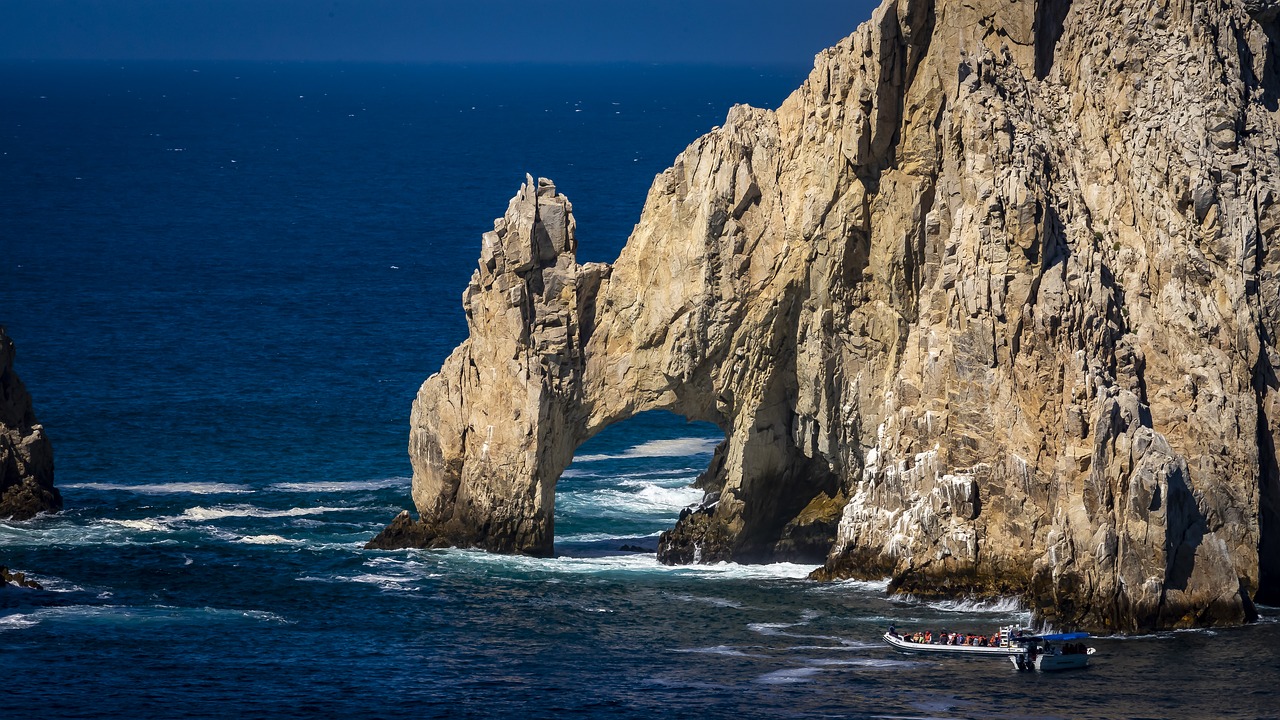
377,0,1280,632
369,176,604,554
0,327,59,521
0,566,43,590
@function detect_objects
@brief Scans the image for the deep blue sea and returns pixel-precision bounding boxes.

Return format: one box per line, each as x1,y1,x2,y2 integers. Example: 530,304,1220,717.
2,61,1278,719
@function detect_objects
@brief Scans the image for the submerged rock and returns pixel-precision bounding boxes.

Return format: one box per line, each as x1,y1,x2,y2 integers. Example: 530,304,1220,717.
377,0,1280,631
0,566,43,590
0,327,59,521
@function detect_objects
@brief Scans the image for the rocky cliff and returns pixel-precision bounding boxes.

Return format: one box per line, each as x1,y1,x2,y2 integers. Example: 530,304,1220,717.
372,0,1280,632
0,327,59,521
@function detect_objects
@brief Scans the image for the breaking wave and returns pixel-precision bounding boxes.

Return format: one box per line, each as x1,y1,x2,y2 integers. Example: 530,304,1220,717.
572,437,720,462
0,614,40,632
892,594,1028,615
267,478,406,493
554,531,660,544
103,518,169,533
448,549,818,581
235,534,300,545
178,505,353,521
557,484,703,517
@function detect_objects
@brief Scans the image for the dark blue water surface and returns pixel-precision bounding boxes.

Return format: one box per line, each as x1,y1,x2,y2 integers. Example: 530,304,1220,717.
2,62,1278,720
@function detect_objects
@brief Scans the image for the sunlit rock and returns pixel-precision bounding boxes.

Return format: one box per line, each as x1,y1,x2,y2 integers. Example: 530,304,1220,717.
373,0,1280,632
0,327,60,521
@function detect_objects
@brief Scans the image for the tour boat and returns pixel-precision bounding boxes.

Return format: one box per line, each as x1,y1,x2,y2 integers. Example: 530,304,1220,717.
882,624,1031,657
1007,632,1096,671
884,625,1096,671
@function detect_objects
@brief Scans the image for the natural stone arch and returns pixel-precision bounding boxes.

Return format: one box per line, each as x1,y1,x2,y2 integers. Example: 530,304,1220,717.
371,0,1280,632
368,170,847,562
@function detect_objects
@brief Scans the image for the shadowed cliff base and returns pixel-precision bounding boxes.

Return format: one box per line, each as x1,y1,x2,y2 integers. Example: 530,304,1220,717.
0,327,60,521
374,0,1280,632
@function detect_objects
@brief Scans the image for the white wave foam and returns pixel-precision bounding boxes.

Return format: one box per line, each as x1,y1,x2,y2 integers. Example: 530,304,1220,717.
554,532,660,544
673,645,753,657
234,610,293,624
104,519,169,532
558,484,703,516
62,482,251,495
268,478,406,493
179,505,351,521
0,614,39,632
32,575,85,593
684,562,817,581
0,519,182,548
364,556,430,569
6,604,291,626
349,573,422,590
755,667,822,685
573,437,720,462
1106,627,1222,640
614,469,704,482
893,594,1028,615
558,468,702,488
818,577,892,593
748,621,799,637
448,549,818,581
236,534,299,545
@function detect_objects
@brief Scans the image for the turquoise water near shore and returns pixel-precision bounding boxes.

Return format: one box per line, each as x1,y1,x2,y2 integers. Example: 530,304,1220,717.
2,62,1278,719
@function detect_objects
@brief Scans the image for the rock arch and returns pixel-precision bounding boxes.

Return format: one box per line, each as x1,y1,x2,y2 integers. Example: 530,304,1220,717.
368,168,846,563
371,0,1280,631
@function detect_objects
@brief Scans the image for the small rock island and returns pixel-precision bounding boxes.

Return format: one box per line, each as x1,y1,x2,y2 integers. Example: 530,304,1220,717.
0,326,59,521
372,0,1280,633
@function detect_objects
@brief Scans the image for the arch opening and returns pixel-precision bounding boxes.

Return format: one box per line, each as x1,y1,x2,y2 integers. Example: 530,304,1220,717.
553,410,723,557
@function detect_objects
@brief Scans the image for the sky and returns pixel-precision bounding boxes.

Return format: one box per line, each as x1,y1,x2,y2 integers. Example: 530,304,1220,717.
1,0,881,64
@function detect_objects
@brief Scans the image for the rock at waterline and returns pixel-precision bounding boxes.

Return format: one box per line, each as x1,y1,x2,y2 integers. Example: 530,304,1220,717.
0,566,44,590
375,0,1280,633
0,326,60,521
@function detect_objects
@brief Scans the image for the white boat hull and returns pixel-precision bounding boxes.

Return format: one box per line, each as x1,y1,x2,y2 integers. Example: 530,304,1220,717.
1010,648,1094,671
883,632,1025,657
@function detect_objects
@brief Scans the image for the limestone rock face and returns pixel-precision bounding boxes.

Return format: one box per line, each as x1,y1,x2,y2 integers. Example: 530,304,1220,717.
369,176,603,553
378,0,1280,631
0,327,59,521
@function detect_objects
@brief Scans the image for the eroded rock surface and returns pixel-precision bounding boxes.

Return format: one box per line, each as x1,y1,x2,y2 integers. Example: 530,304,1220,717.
376,0,1280,631
0,327,59,521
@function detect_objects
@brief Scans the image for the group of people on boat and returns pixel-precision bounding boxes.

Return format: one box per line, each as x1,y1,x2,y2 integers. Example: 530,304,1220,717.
888,625,1011,648
1054,642,1090,655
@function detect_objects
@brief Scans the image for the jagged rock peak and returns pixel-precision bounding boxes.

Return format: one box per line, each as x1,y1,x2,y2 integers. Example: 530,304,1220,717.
0,326,60,521
375,0,1280,632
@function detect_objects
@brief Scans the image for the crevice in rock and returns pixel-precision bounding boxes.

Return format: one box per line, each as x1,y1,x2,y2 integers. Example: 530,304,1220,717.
1034,0,1073,80
1255,356,1280,603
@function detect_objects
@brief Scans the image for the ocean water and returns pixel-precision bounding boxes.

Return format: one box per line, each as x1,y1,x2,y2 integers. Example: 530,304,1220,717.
2,61,1279,719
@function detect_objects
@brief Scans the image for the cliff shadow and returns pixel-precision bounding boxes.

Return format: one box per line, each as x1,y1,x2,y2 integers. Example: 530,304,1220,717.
1034,0,1073,80
1255,354,1280,604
